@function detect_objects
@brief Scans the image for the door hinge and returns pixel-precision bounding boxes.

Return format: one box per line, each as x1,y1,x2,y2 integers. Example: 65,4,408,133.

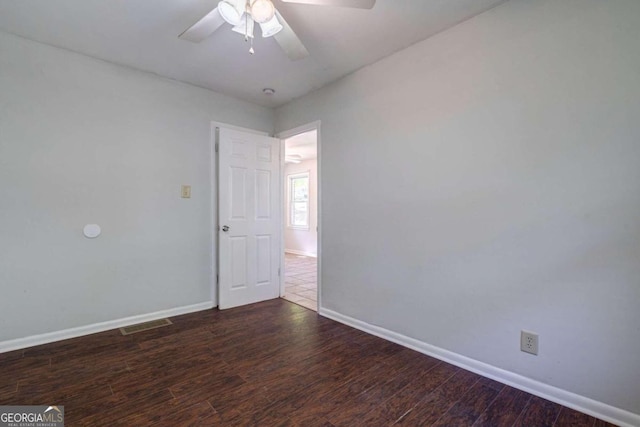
278,268,281,277
215,142,219,153
216,274,219,285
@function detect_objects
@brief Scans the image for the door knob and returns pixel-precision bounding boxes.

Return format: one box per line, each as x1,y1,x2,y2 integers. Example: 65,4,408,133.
222,225,230,232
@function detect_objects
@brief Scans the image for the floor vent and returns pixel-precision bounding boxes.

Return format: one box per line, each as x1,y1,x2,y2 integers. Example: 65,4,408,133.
120,318,173,335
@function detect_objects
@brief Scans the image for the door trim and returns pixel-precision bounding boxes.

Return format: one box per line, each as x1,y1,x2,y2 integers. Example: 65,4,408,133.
276,121,322,311
210,121,272,307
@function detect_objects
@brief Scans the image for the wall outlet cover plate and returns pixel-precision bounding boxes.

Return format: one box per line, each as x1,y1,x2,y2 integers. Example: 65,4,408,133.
521,330,539,355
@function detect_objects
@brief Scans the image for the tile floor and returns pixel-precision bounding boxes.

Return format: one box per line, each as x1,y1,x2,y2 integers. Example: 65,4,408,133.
282,252,317,311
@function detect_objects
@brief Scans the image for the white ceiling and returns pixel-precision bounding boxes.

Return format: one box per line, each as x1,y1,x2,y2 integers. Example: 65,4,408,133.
0,0,507,107
286,129,317,160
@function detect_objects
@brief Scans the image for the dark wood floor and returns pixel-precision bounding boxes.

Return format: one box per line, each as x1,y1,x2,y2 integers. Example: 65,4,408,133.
0,299,616,426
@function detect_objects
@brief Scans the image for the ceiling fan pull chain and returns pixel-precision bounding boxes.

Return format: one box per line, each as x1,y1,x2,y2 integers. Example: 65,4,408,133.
246,0,255,54
244,5,249,41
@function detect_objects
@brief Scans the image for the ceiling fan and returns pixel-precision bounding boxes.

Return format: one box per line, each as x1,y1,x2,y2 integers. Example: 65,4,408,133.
179,0,376,60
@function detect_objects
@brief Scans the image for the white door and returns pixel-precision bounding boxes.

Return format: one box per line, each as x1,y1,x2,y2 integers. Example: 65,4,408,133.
218,127,281,309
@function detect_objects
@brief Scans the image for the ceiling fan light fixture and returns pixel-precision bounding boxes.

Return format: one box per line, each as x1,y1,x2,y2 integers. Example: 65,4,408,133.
218,0,245,26
250,0,276,24
232,13,255,38
259,14,283,38
285,154,302,164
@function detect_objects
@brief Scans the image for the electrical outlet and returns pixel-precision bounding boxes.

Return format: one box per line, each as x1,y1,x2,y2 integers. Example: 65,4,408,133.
181,185,191,199
521,330,539,355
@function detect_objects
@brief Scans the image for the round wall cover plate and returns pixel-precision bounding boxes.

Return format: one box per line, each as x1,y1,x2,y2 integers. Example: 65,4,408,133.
83,224,101,238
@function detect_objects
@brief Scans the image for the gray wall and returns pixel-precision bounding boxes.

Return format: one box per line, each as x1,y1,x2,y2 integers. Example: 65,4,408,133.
0,32,273,341
276,0,640,415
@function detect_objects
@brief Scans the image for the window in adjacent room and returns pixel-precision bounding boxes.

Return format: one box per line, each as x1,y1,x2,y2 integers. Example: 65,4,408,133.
288,172,309,229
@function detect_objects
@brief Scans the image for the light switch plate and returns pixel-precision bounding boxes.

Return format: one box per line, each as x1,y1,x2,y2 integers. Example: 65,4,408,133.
181,185,191,198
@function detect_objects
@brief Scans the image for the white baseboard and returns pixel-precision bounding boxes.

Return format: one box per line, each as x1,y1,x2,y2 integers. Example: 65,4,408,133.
0,301,215,354
319,307,640,427
285,249,317,258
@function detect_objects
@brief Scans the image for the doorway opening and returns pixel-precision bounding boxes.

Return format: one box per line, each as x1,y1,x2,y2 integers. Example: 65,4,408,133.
281,129,318,311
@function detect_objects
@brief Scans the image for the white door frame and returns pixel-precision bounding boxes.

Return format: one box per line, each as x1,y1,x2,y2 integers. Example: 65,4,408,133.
210,121,271,307
276,121,322,311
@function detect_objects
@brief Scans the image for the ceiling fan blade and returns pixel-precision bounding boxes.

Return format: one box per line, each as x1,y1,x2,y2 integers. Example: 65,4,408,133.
179,7,226,42
273,10,309,61
280,0,375,9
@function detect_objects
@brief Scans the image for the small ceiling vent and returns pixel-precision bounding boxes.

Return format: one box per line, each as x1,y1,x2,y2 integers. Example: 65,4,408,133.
120,318,173,335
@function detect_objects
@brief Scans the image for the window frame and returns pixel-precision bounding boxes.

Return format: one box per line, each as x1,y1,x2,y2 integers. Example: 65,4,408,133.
287,171,310,230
